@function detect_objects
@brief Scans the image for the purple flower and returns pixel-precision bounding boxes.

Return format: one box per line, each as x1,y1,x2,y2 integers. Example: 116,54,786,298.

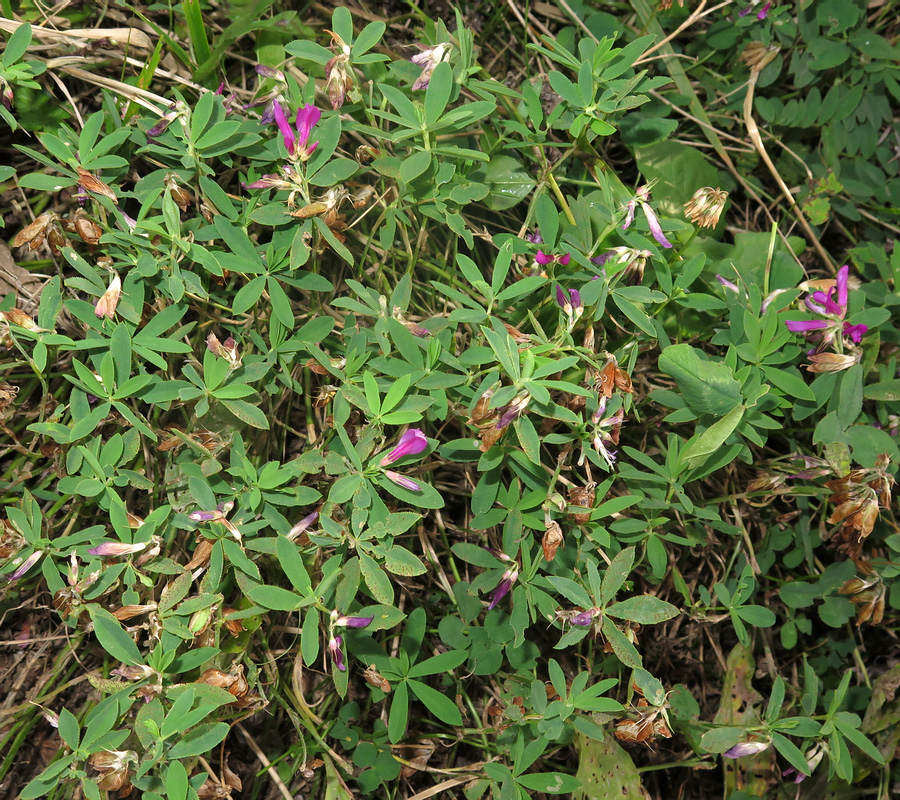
487,567,519,610
274,101,321,161
334,614,374,628
785,318,829,335
380,429,428,466
6,550,41,582
558,253,571,266
255,64,285,81
843,322,868,343
328,635,345,671
535,250,554,265
384,470,422,492
622,186,672,248
524,230,543,244
572,609,596,626
496,393,531,430
723,740,770,758
556,285,570,312
758,2,772,19
411,43,451,91
146,105,180,140
716,275,739,293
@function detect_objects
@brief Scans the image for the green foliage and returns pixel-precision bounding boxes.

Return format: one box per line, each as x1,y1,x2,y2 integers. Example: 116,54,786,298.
1,2,898,799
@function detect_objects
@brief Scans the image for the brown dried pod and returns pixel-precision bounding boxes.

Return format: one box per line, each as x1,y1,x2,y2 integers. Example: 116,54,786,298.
184,536,214,570
568,482,596,524
542,521,564,561
77,167,118,203
595,354,633,398
13,212,57,250
363,664,392,693
73,211,102,246
503,322,532,345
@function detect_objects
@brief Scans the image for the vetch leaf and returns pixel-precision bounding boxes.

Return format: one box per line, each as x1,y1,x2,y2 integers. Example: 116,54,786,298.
658,344,743,416
408,679,463,725
605,595,679,625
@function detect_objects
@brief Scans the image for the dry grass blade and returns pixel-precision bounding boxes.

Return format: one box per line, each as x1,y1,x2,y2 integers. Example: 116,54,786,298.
0,18,152,49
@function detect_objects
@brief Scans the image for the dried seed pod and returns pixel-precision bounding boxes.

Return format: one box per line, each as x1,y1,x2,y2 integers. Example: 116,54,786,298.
568,482,596,524
595,354,633,398
13,212,58,250
77,167,118,202
542,521,564,561
363,664,392,693
73,211,102,245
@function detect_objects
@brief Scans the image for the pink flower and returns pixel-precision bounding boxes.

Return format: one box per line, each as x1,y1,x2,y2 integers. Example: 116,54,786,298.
724,740,770,758
274,101,321,161
334,614,374,628
379,429,428,466
328,635,345,671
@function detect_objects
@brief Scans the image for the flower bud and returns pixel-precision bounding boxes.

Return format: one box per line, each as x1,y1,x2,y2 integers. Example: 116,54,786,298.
94,274,122,319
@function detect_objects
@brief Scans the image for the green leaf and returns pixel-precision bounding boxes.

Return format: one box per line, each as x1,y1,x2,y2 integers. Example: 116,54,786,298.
388,681,410,743
601,615,642,668
771,732,810,776
424,61,453,128
87,605,144,665
408,679,463,725
248,584,302,611
359,551,394,604
408,649,467,678
2,23,33,68
734,605,776,627
483,155,535,210
384,545,427,576
658,344,742,416
167,722,230,759
275,535,311,595
679,404,745,472
57,708,80,749
517,773,582,794
221,399,269,429
600,546,635,606
605,595,679,624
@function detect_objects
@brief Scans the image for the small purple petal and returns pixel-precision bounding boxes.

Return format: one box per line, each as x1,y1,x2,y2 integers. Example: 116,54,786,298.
622,198,637,230
295,104,321,149
592,252,614,266
487,568,518,610
569,289,582,311
189,510,219,521
557,253,571,266
571,610,595,626
836,265,849,312
328,635,345,671
724,741,770,758
273,100,296,156
535,250,554,265
338,615,375,629
757,1,772,19
524,230,543,244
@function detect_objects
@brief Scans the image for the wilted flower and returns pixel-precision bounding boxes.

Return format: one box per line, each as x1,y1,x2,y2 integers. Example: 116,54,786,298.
590,396,624,470
76,168,118,204
255,64,285,81
384,470,422,492
411,42,451,91
146,104,181,140
0,307,44,332
287,510,319,542
274,101,321,161
622,185,672,248
592,247,652,284
497,392,531,430
487,566,519,610
380,429,428,466
541,520,564,561
207,332,241,368
88,750,137,792
0,77,13,111
741,41,779,72
325,55,353,110
684,187,728,228
94,273,122,320
723,740,771,758
88,540,151,557
5,549,42,581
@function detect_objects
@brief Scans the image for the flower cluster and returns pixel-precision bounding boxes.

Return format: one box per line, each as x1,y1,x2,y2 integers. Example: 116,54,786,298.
274,101,320,161
784,265,868,372
555,284,583,332
683,187,728,229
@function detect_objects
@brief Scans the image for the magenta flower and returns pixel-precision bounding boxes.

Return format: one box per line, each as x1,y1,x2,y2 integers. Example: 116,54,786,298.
536,250,554,265
622,186,672,248
487,566,519,610
384,470,422,492
380,429,428,466
740,1,772,19
496,393,531,430
328,635,345,671
274,101,321,161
